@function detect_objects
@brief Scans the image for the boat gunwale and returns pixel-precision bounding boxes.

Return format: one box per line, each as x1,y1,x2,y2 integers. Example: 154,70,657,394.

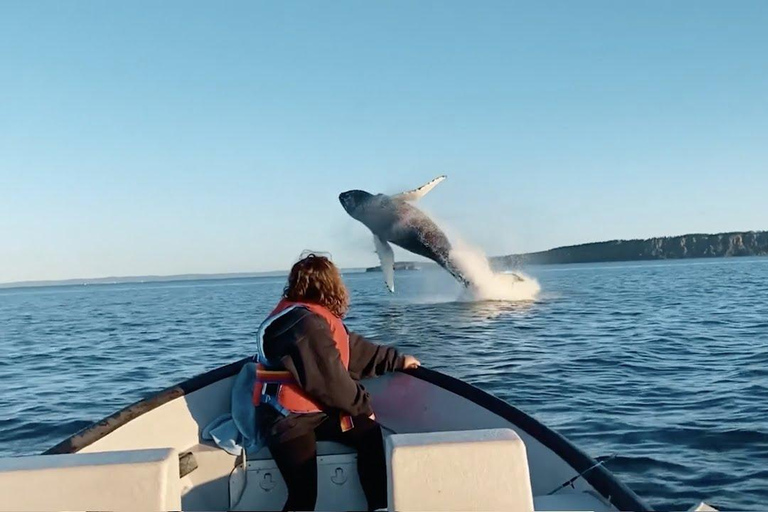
42,357,252,456
42,360,652,511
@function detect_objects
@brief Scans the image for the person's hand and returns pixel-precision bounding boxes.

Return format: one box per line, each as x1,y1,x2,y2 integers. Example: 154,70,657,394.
402,355,421,370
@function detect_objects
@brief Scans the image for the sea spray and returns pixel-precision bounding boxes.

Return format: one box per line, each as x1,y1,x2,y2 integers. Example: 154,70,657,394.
408,204,541,302
449,237,541,302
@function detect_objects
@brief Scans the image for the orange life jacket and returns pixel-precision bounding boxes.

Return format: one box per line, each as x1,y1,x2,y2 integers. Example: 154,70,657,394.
253,299,350,415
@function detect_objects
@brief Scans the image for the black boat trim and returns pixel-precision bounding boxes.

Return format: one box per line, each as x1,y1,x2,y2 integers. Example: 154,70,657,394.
43,360,652,511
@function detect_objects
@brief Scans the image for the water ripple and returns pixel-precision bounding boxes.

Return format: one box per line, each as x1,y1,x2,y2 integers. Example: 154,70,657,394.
1,259,767,510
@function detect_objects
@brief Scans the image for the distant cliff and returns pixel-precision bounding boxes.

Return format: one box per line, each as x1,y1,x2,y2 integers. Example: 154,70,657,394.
495,231,768,267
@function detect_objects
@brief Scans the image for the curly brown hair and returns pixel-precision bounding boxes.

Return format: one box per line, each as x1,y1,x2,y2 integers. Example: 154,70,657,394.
283,253,350,318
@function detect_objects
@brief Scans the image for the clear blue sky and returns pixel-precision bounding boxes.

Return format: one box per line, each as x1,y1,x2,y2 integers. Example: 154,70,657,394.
1,1,766,283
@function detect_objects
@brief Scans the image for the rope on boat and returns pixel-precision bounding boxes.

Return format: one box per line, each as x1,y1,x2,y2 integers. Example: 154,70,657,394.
545,453,618,495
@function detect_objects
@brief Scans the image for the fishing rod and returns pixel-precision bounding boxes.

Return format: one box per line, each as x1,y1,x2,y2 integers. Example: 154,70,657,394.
545,453,618,495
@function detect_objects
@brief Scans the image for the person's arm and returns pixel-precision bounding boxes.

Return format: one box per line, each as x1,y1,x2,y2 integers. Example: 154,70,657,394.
279,314,374,417
347,331,406,380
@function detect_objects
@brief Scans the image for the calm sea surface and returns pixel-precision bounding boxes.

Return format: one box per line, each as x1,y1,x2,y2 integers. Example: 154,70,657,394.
1,258,767,510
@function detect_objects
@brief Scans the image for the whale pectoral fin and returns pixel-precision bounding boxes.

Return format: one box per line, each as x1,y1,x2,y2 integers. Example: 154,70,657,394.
391,175,446,202
373,236,395,293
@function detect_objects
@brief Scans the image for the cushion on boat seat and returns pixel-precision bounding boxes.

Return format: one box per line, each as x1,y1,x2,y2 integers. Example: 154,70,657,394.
232,441,365,511
0,448,180,512
385,428,534,512
246,440,356,460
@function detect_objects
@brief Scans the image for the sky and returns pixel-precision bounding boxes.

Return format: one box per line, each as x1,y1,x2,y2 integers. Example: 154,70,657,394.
1,1,767,283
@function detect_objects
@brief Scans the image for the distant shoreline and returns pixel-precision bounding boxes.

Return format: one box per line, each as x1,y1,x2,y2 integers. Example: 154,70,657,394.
0,268,366,291
365,262,423,272
2,230,765,290
0,272,285,290
493,230,767,267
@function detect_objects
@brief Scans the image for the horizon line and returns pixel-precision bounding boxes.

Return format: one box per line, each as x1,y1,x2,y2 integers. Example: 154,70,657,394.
2,229,764,289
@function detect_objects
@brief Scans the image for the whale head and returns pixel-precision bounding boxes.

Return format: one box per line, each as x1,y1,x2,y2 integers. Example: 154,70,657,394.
339,189,373,218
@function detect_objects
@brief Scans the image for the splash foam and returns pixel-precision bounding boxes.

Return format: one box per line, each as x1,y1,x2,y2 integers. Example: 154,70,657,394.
449,238,540,302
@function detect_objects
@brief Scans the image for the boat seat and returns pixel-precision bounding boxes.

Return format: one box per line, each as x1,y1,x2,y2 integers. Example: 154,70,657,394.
386,428,534,512
0,448,180,512
231,441,366,511
246,440,356,460
180,443,239,511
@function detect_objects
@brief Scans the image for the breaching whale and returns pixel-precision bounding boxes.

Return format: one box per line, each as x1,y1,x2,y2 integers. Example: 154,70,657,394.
339,175,471,292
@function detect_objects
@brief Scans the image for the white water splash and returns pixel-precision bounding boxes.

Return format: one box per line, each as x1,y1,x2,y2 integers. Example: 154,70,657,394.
449,237,540,302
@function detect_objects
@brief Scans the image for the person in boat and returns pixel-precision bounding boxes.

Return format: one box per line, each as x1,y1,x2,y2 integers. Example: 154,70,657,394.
253,252,420,511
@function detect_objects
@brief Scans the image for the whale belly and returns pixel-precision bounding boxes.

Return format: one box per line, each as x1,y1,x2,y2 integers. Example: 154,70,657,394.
388,207,452,263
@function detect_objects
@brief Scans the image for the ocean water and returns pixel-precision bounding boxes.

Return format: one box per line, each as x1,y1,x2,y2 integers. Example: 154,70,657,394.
1,258,767,510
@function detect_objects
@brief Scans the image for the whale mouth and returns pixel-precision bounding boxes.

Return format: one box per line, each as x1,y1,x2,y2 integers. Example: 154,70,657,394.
339,191,353,212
